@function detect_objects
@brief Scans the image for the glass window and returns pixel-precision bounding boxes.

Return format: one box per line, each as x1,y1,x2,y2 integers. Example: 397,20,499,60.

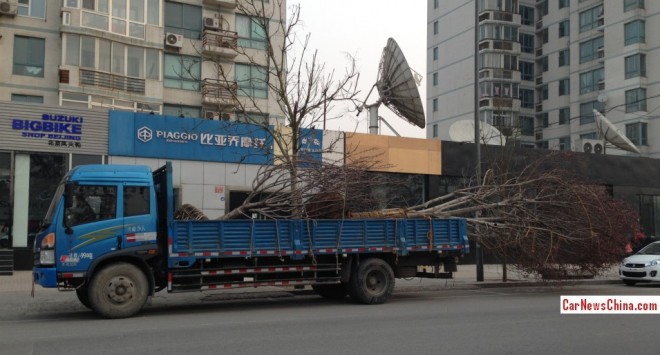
558,49,569,67
236,63,268,99
520,33,534,53
432,124,438,138
17,0,46,19
537,113,549,128
13,36,45,77
520,116,534,136
579,101,603,124
558,20,569,38
625,54,646,79
433,21,438,35
520,6,534,26
11,94,43,103
432,72,438,86
71,154,102,167
432,98,438,112
624,20,645,46
65,0,79,7
541,56,548,72
66,185,117,225
579,5,603,32
519,61,534,81
520,89,534,108
626,122,647,146
163,104,201,118
626,88,647,113
541,28,548,44
236,112,268,126
579,36,603,63
164,1,201,39
624,0,644,12
111,42,125,74
237,15,267,49
147,0,159,25
99,39,111,72
559,0,569,9
558,107,570,125
65,34,81,66
538,1,548,16
580,132,597,139
81,36,96,68
540,85,548,101
146,48,159,80
164,54,200,91
126,45,144,77
558,78,570,96
559,137,570,151
432,47,438,61
124,186,150,217
579,68,604,94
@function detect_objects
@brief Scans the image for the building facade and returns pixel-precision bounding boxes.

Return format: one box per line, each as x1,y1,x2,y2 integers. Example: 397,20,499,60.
427,0,659,158
0,0,287,269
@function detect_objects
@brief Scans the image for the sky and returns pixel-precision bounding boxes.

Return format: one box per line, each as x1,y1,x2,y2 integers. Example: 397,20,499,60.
286,0,427,138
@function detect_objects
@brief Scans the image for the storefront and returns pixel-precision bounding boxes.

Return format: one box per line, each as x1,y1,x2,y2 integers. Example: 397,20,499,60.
0,102,108,269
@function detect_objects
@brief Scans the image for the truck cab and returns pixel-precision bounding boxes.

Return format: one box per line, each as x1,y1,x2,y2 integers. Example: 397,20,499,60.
33,164,170,313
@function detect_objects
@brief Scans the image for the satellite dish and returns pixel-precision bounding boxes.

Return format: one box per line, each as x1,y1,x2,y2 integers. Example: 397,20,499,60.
362,38,425,134
448,120,506,146
593,109,641,154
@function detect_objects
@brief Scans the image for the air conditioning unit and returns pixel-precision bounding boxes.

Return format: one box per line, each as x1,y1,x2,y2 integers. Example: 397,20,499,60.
580,139,605,154
204,17,221,30
204,111,232,121
165,32,183,48
0,1,18,16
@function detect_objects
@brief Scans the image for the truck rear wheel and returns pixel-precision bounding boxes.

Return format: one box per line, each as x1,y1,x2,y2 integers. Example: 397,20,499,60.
347,258,395,304
312,283,348,300
88,262,148,319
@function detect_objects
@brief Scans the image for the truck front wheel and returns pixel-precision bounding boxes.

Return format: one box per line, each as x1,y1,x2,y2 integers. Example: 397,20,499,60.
347,258,395,304
88,262,148,319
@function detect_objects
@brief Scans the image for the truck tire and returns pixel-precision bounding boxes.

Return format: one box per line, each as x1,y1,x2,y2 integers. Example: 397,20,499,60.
88,262,148,319
312,283,348,300
75,287,92,310
347,258,395,304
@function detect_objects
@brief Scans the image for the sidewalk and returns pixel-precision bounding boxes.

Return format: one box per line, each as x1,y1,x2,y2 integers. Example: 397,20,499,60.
0,264,622,294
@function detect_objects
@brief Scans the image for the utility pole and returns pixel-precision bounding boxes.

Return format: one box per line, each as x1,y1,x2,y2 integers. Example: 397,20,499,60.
473,0,484,282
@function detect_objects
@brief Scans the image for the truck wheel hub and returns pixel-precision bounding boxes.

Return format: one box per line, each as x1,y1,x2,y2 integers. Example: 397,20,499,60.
106,276,134,303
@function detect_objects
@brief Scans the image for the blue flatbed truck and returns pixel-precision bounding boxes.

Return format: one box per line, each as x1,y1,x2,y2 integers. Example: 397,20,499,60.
33,162,469,318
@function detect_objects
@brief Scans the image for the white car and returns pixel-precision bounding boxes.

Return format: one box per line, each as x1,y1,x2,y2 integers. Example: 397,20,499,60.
620,241,660,286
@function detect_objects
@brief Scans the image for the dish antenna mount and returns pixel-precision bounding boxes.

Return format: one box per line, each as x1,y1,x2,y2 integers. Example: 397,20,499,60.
593,109,641,154
359,38,425,134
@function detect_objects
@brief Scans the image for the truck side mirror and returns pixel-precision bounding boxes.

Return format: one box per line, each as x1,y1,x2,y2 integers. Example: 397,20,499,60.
64,184,74,209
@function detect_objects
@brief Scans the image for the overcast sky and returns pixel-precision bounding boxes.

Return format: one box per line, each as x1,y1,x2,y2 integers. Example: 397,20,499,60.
287,0,427,138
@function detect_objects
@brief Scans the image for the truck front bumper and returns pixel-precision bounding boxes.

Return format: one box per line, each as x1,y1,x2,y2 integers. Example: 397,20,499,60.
33,267,58,288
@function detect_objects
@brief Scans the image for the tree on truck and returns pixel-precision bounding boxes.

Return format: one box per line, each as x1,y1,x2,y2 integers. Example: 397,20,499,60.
33,162,469,318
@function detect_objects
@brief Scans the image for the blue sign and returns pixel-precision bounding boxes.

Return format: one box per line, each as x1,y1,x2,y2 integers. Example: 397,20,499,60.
11,113,85,148
109,111,275,165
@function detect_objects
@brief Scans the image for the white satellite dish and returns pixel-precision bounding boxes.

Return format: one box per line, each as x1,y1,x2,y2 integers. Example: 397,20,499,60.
593,109,640,154
361,38,426,134
448,120,506,146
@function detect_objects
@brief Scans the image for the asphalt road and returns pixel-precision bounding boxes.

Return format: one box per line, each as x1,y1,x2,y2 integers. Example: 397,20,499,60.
1,284,658,355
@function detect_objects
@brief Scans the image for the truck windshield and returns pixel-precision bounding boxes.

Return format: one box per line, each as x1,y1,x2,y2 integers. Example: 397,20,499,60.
43,183,65,227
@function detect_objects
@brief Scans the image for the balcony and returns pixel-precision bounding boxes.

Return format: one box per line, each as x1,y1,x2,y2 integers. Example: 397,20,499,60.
202,78,238,109
203,0,237,9
478,40,520,53
202,30,239,58
79,69,145,94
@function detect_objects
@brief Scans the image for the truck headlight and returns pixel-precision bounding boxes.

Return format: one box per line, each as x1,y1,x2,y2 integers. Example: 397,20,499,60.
40,250,55,265
39,233,56,265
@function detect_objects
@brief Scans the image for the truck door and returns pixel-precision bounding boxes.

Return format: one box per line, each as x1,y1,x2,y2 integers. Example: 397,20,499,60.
58,185,120,273
121,185,157,249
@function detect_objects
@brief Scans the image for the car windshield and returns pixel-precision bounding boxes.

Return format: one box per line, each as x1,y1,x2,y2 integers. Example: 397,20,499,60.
637,242,660,255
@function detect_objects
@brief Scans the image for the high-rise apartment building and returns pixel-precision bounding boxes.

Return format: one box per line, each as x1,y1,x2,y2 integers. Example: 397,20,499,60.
427,0,658,158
